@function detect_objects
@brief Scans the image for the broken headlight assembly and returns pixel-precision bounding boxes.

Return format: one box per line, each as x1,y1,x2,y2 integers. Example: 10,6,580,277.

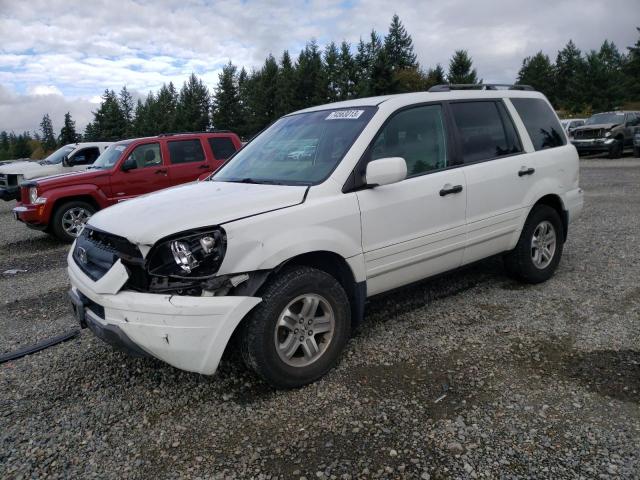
146,227,227,279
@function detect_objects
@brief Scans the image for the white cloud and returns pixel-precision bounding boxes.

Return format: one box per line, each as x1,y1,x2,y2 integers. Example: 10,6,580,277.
28,85,63,96
0,0,639,133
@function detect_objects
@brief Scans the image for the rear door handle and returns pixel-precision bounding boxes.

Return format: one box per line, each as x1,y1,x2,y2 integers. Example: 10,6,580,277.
198,164,211,170
439,184,463,196
154,169,168,175
518,167,535,177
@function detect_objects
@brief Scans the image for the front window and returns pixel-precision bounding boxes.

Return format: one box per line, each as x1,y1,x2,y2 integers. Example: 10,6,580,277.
585,112,625,126
213,107,377,185
40,146,75,165
91,144,129,169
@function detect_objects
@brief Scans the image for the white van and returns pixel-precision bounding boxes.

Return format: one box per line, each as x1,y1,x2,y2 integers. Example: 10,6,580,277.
68,85,583,388
0,142,112,201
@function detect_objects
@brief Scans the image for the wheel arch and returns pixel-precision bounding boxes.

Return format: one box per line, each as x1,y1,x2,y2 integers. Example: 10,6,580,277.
531,194,568,242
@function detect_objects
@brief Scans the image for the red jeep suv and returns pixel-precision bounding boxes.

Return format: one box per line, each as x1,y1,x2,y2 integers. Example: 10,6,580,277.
13,132,241,241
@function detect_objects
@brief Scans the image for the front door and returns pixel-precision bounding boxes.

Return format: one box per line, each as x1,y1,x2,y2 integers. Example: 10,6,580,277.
356,104,467,296
109,141,172,202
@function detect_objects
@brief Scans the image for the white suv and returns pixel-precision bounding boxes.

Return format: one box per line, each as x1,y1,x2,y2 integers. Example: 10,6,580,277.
67,86,583,388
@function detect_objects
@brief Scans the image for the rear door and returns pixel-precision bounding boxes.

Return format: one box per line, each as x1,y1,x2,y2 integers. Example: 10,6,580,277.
207,135,240,172
448,99,529,264
166,138,211,184
109,141,172,202
355,103,467,296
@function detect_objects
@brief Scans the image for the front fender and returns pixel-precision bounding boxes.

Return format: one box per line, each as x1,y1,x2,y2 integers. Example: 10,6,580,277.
44,184,110,210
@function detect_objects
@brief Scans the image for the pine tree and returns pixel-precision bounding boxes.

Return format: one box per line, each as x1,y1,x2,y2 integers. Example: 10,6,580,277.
295,41,326,109
324,42,340,102
154,83,178,134
59,112,78,145
354,38,371,97
384,14,418,71
425,64,446,89
175,73,210,132
212,62,241,132
84,122,98,141
276,51,296,117
40,114,57,151
337,41,356,100
370,49,395,95
555,40,587,112
93,89,128,140
260,55,280,125
583,41,625,111
13,133,32,158
517,52,556,103
624,28,640,100
119,86,135,136
447,50,479,84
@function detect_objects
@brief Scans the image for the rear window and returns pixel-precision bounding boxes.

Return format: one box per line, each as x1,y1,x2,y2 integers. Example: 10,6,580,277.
208,137,237,160
511,98,566,151
168,139,206,164
450,101,522,164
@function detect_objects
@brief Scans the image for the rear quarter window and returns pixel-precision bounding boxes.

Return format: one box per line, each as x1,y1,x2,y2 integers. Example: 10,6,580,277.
511,98,566,151
208,137,238,160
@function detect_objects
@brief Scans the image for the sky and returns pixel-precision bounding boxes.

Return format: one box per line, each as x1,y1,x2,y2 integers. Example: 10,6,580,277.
1,0,639,134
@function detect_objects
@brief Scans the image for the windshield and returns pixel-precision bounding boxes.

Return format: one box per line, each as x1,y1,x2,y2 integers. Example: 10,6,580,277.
91,144,127,169
585,112,625,125
40,146,75,165
213,107,377,185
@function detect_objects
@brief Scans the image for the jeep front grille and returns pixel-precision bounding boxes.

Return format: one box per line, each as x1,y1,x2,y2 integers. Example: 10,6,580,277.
574,129,604,139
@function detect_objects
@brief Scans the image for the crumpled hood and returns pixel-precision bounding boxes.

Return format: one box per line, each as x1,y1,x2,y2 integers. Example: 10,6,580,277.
88,181,308,245
573,123,619,132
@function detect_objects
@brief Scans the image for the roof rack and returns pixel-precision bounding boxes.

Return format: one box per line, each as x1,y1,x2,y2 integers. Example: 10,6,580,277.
157,130,232,137
428,83,535,92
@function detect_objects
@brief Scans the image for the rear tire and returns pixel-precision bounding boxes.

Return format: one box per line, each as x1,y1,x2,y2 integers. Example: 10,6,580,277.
51,200,96,242
240,266,351,389
504,205,564,284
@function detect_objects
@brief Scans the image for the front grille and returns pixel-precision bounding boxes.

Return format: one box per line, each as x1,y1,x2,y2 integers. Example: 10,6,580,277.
574,129,603,139
73,227,143,281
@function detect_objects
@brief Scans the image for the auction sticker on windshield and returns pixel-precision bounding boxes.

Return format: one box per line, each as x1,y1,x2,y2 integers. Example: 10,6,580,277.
326,110,364,120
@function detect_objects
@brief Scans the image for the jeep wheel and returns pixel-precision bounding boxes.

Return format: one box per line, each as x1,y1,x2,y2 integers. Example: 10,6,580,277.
51,200,96,242
240,266,351,389
504,205,564,284
608,139,623,159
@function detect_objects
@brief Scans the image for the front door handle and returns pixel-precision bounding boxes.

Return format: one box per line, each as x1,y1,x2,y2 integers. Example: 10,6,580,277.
518,167,535,177
154,168,168,175
439,184,463,196
198,164,211,170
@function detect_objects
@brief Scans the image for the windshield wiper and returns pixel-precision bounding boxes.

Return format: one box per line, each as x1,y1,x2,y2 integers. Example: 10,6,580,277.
227,177,281,185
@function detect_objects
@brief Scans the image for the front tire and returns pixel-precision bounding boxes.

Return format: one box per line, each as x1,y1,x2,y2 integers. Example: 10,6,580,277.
608,138,623,159
240,266,351,389
51,200,96,242
504,205,564,284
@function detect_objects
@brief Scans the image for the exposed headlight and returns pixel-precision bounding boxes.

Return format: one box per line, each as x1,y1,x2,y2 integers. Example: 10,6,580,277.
28,186,47,205
604,131,612,138
147,228,226,278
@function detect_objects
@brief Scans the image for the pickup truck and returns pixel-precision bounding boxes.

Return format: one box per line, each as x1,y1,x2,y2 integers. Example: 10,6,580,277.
0,142,112,201
13,132,241,241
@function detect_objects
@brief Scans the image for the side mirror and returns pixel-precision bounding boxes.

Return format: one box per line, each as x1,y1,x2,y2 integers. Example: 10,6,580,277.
121,157,137,172
365,157,407,187
62,155,71,167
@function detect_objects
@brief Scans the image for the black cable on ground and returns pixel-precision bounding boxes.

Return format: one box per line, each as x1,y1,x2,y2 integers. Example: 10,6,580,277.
0,329,81,364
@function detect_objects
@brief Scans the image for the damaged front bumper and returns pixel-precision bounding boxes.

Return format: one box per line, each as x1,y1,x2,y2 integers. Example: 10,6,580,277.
0,185,19,201
67,249,262,375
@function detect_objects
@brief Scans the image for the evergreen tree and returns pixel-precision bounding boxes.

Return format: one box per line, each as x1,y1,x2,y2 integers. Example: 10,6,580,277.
517,52,556,103
175,73,210,132
354,38,372,97
276,51,296,117
13,133,32,158
447,50,479,84
624,28,640,100
119,86,135,136
337,41,356,100
583,41,625,111
384,14,418,71
370,48,396,95
93,89,128,140
59,112,78,145
555,40,587,112
212,62,241,132
295,41,326,109
83,122,98,141
425,64,446,89
154,83,178,134
324,42,340,102
259,54,280,125
40,114,57,151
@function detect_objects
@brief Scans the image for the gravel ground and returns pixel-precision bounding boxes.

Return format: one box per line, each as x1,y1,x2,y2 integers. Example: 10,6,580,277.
1,158,639,479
